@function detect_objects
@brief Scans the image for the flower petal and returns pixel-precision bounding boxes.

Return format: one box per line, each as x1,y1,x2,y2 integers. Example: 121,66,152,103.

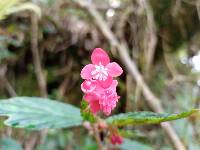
83,94,97,102
81,80,96,93
106,62,123,77
102,106,112,116
91,48,110,65
98,75,113,88
80,64,95,79
110,80,118,90
90,100,100,114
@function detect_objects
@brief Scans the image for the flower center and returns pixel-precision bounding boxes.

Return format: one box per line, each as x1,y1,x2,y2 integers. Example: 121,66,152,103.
91,63,108,81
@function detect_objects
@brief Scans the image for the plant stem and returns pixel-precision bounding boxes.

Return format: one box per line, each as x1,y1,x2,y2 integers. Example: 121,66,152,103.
92,124,103,150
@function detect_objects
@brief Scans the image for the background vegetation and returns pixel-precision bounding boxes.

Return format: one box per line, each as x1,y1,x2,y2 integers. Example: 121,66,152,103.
0,0,200,149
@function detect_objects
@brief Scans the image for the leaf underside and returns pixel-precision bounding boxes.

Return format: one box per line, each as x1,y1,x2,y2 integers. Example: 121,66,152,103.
0,97,83,130
106,109,199,126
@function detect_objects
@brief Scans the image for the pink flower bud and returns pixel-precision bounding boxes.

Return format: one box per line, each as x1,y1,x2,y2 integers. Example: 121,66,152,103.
81,80,96,93
83,121,92,130
98,121,107,129
110,134,123,145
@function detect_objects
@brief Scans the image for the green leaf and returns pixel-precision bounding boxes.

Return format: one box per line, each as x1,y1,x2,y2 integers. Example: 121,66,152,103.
0,137,23,150
8,2,42,18
106,110,199,126
120,139,154,150
0,0,20,20
0,1,41,20
81,100,96,123
0,97,83,130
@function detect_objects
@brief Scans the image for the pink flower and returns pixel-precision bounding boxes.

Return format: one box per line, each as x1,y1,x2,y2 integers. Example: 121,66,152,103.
81,48,123,88
82,80,120,115
110,134,123,145
80,48,123,115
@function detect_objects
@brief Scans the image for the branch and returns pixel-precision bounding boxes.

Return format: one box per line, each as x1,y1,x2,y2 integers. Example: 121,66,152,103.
30,13,48,98
3,77,17,97
0,65,17,97
196,0,200,22
30,11,48,150
75,1,185,150
140,0,157,77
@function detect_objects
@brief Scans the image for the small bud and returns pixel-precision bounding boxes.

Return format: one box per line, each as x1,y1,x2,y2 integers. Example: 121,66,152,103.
98,121,107,129
110,134,123,145
83,121,92,130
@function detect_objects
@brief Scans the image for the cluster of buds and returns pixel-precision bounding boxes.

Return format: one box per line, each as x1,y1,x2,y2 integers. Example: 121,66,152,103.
83,120,123,145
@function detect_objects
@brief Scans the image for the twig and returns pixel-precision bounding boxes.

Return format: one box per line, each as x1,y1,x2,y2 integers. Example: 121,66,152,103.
4,77,17,96
138,0,157,78
57,59,73,99
115,5,142,111
196,0,200,22
31,13,48,98
125,75,134,111
75,1,186,150
115,6,136,111
30,11,48,150
0,76,17,97
58,75,70,99
134,82,142,110
2,78,14,136
0,65,15,137
24,133,38,150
